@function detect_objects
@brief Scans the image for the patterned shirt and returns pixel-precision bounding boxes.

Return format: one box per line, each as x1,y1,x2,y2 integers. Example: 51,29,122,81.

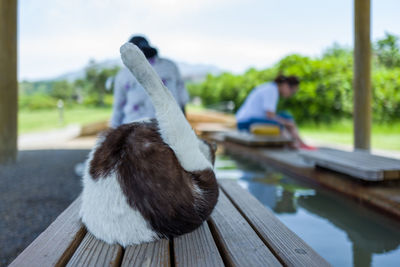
110,56,189,128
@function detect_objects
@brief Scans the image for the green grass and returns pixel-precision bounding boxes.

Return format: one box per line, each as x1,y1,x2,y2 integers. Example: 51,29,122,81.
186,103,206,112
19,107,112,134
19,104,204,135
299,120,400,151
19,107,400,152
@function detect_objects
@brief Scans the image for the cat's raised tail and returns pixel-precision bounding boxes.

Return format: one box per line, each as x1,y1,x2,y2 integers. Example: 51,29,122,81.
120,43,212,172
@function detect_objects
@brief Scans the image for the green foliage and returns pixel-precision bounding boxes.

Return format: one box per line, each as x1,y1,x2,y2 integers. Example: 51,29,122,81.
19,80,53,95
372,68,400,122
374,32,400,68
76,60,120,106
50,80,75,101
277,51,354,123
19,93,57,110
187,67,277,112
189,35,400,124
18,60,120,110
19,80,76,110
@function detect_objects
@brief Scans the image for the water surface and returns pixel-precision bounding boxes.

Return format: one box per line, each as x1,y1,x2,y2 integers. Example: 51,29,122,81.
215,155,400,267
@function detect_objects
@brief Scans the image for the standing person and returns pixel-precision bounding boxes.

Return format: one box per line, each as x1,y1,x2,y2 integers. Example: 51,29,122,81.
111,35,189,128
236,75,315,150
75,36,189,177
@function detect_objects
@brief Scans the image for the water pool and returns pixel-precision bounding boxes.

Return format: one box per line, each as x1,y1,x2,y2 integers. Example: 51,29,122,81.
215,155,400,267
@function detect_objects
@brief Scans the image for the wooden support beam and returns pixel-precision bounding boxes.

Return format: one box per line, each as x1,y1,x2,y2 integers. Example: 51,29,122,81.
0,0,18,164
353,0,371,150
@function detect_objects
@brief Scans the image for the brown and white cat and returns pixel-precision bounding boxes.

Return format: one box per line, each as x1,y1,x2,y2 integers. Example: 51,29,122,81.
79,43,219,246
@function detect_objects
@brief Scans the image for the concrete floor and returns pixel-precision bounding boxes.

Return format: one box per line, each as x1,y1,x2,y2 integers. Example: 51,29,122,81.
0,149,90,266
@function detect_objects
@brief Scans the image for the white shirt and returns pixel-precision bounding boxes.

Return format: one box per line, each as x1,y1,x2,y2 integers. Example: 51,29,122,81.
236,82,279,122
111,56,189,128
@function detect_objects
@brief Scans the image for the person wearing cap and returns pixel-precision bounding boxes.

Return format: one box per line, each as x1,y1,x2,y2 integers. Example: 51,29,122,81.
111,35,189,128
236,75,315,150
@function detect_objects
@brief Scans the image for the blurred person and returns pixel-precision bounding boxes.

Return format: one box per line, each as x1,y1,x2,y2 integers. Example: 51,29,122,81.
111,35,189,128
75,36,189,177
236,75,315,150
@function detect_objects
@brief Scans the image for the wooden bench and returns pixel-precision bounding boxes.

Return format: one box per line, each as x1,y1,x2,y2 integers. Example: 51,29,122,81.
224,132,293,147
10,180,330,267
300,148,400,181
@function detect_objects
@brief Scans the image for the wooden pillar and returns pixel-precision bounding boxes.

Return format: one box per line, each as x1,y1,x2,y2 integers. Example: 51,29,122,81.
353,0,371,150
0,0,18,164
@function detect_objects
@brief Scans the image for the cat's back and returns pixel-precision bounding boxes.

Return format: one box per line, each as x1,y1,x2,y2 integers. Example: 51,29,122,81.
84,119,218,240
89,119,168,178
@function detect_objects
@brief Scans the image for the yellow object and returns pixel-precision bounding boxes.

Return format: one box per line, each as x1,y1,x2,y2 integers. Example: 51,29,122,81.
250,124,281,136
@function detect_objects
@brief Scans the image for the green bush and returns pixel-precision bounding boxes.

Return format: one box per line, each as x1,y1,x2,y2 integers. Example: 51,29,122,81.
277,53,354,123
189,39,400,124
18,61,120,110
372,68,400,122
19,93,57,110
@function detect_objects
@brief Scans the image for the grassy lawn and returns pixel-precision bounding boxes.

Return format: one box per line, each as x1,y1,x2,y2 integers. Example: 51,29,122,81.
299,120,400,151
19,107,400,152
18,104,203,134
19,107,112,134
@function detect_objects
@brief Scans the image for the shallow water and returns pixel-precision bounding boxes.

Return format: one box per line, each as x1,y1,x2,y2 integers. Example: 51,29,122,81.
215,154,400,267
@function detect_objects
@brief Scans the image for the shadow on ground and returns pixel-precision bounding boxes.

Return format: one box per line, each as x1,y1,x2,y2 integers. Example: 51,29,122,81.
0,149,90,267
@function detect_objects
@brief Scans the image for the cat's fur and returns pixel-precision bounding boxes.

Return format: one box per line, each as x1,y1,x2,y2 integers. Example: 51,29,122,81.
80,43,219,246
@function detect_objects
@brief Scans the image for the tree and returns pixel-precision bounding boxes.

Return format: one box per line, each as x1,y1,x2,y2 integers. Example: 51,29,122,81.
50,80,75,101
375,32,400,68
81,60,120,106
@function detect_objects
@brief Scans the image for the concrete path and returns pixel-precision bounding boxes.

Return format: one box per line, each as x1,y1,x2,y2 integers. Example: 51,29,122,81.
0,125,96,266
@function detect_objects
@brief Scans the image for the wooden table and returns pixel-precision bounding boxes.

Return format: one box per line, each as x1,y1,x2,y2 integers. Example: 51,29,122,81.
10,180,329,267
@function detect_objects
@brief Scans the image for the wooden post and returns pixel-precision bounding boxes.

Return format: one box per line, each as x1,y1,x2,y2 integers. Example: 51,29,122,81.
353,0,371,150
0,0,18,164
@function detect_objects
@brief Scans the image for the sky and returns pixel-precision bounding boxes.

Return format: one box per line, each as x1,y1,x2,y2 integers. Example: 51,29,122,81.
18,0,400,81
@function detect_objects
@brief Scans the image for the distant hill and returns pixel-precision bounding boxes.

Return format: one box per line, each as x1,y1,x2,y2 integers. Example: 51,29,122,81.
52,58,222,83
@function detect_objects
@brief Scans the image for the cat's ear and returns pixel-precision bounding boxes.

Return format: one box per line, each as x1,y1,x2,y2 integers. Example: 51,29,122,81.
120,43,211,172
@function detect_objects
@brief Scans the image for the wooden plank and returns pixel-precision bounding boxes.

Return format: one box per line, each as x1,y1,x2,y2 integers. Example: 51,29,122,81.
300,150,383,171
79,120,109,136
174,222,224,267
66,233,123,267
322,148,400,169
260,150,314,168
121,239,170,267
219,180,331,267
224,131,292,147
186,110,236,125
300,150,383,181
209,190,282,266
353,0,371,150
192,122,233,135
299,150,400,180
320,149,400,178
9,197,86,267
0,0,18,163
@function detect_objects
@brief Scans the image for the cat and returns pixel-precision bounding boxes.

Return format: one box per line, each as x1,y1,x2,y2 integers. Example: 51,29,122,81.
79,43,219,246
